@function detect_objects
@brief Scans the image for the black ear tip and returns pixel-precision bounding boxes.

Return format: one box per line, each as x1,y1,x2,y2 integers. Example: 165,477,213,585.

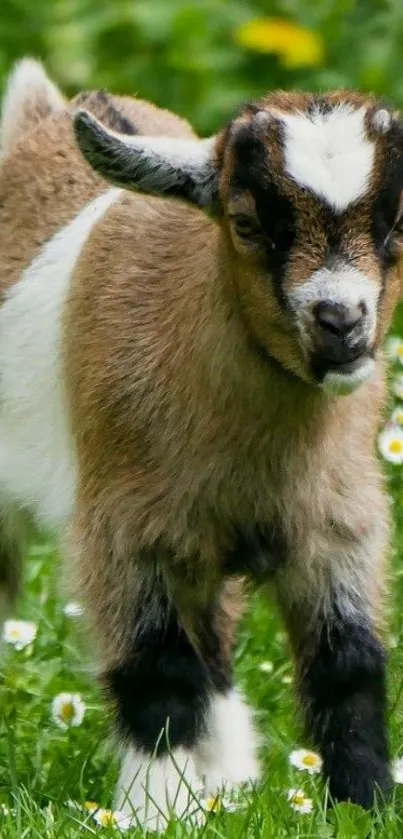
73,110,109,161
73,109,97,137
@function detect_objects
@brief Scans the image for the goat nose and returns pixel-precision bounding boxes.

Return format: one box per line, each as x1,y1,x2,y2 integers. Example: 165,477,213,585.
314,301,364,338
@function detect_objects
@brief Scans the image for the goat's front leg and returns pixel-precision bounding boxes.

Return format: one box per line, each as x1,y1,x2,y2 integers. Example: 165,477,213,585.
274,521,392,808
72,511,258,829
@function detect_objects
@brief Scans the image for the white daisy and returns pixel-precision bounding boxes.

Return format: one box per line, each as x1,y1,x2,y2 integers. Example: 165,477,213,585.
93,808,133,831
386,336,403,364
378,425,403,464
202,794,239,813
392,374,403,400
259,660,274,674
3,619,37,650
287,788,313,814
391,406,403,426
51,693,86,729
392,757,403,784
289,748,322,775
43,803,55,826
63,601,84,618
203,796,221,813
282,674,293,685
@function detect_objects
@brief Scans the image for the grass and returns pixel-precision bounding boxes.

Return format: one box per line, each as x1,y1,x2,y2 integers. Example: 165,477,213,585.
1,528,403,839
2,349,403,837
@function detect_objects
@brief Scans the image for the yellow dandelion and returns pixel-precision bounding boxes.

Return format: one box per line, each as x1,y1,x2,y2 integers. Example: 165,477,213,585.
235,17,324,69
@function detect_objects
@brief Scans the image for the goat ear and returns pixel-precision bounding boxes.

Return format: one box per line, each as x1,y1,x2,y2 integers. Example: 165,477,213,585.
73,110,219,209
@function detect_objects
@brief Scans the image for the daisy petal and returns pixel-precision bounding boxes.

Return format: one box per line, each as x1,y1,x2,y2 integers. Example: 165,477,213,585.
378,425,403,464
3,619,37,650
287,788,313,814
63,601,84,618
51,693,86,729
93,808,133,830
289,748,322,774
259,660,274,674
392,757,403,784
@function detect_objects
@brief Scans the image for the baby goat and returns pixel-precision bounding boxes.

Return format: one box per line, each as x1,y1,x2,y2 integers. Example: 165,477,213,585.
0,59,401,827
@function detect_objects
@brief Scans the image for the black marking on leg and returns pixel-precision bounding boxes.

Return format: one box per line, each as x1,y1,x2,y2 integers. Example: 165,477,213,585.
105,575,231,755
301,610,391,808
225,519,288,581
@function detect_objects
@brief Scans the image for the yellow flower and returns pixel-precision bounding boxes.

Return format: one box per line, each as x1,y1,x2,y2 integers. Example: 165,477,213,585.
235,17,324,69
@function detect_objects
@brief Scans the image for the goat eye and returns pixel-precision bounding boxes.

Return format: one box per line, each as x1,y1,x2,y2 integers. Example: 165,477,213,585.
231,214,262,238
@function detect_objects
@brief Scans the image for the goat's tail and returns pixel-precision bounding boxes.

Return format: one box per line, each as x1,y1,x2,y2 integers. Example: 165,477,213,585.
0,58,66,155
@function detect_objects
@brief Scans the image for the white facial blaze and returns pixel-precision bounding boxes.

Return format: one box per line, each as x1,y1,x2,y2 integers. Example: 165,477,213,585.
280,105,374,211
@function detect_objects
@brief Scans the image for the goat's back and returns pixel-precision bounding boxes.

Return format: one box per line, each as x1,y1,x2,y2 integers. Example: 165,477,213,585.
0,61,196,296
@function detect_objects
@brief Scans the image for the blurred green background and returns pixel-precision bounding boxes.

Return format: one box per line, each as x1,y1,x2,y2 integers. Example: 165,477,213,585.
1,0,403,135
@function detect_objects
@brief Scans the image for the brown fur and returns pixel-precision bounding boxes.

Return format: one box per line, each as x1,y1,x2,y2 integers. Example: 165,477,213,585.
0,65,243,685
0,508,27,620
0,88,196,296
65,189,391,666
0,68,399,808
